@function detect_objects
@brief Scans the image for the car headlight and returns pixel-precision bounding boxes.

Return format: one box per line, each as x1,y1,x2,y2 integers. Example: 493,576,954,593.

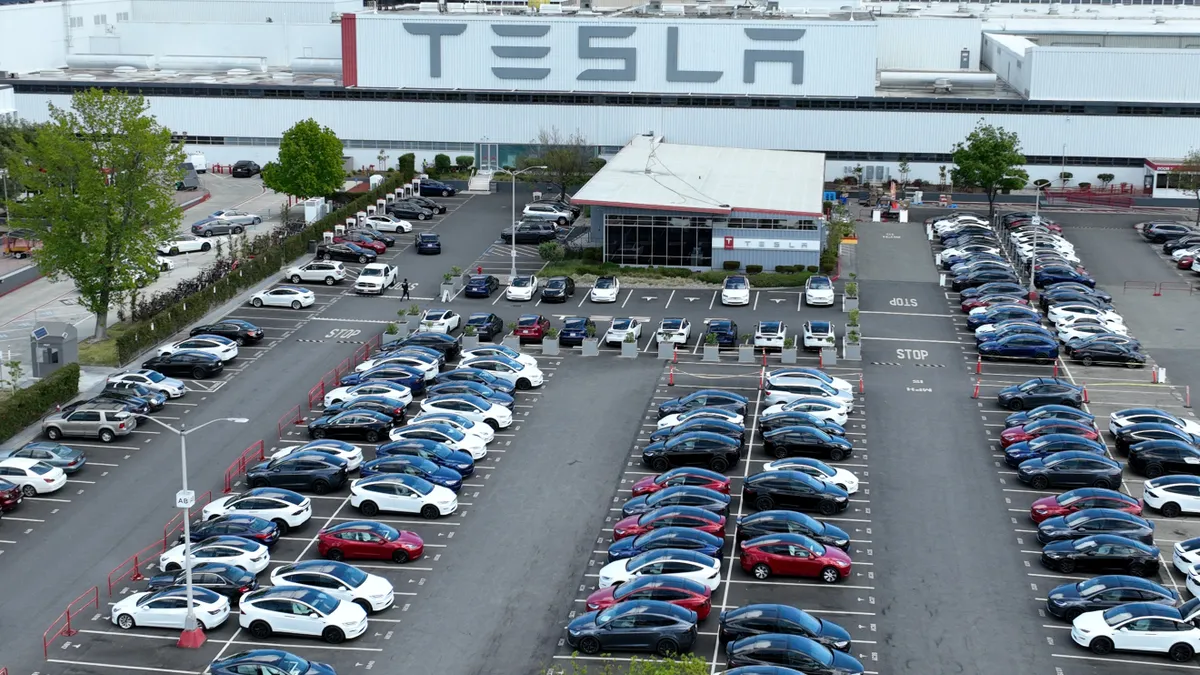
344,620,360,627
835,539,849,547
831,640,850,649
833,559,850,567
568,629,581,636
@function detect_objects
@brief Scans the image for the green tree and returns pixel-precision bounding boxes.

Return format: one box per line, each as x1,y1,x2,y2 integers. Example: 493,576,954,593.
897,159,910,189
456,155,474,170
260,118,344,199
516,127,598,198
6,88,183,340
1097,172,1115,187
950,120,1029,222
1170,149,1200,225
0,118,41,201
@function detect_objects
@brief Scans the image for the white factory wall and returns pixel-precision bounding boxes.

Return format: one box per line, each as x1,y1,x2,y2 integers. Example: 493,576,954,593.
353,15,879,97
981,33,1034,97
129,0,358,24
876,17,982,70
822,160,1145,192
0,85,15,122
0,0,134,74
1027,47,1200,102
182,144,450,174
100,22,339,67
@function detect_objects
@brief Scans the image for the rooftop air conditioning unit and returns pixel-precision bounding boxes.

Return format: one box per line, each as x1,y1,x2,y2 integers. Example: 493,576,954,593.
648,0,662,10
766,0,779,10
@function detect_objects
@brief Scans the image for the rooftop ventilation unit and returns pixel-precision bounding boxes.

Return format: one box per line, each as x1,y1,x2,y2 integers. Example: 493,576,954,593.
313,78,336,86
114,65,137,75
227,68,252,77
70,73,97,81
766,0,779,10
191,75,217,83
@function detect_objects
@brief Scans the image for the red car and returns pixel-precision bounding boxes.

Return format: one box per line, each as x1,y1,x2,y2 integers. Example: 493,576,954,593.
0,479,21,511
961,295,1028,313
612,506,726,541
999,419,1099,448
632,467,731,497
334,233,387,254
1178,257,1195,270
513,314,551,344
1029,488,1142,524
585,576,713,619
740,533,853,583
317,520,424,563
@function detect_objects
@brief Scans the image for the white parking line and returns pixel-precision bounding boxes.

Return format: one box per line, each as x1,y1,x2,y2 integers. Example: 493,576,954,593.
46,660,201,674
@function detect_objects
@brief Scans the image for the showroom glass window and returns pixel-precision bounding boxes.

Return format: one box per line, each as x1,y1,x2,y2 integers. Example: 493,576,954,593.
604,214,719,267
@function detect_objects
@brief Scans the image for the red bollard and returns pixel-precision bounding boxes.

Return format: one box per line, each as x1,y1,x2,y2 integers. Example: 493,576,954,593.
975,355,982,375
972,378,980,399
1152,368,1159,384
762,350,767,367
1082,384,1089,404
673,347,678,364
858,373,864,394
1053,361,1059,378
130,554,144,582
819,350,824,369
668,364,675,386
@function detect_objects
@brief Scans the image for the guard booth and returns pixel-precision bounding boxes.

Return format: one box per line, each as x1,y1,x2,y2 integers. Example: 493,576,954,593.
30,322,78,378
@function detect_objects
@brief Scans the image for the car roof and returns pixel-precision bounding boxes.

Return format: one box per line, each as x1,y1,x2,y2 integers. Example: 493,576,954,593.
601,598,696,620
1148,474,1200,487
246,585,328,604
665,431,740,447
632,548,717,565
642,505,721,521
744,532,822,549
326,520,397,534
245,487,306,504
747,470,825,490
1042,450,1117,464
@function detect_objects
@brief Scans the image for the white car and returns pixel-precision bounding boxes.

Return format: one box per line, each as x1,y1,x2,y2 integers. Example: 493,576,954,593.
356,353,439,381
762,399,849,426
1172,247,1200,261
460,345,538,369
364,214,412,233
239,586,368,643
210,209,261,226
202,487,312,534
505,275,539,301
763,457,860,494
590,275,620,303
767,368,854,395
523,203,574,225
805,276,835,306
157,234,211,255
459,356,543,391
159,535,270,573
324,381,413,408
802,321,836,351
250,286,316,309
942,244,1000,259
721,275,751,306
597,549,722,591
284,261,346,286
604,318,642,346
156,256,175,271
0,458,67,495
754,321,787,350
270,560,395,613
1174,538,1200,575
1048,304,1123,326
763,374,855,409
388,422,488,459
350,473,458,518
1071,604,1200,661
410,413,494,445
1057,324,1119,344
354,263,397,294
419,394,513,429
416,308,461,333
1144,475,1200,518
112,587,230,631
976,321,1043,338
108,369,186,398
1053,314,1127,333
1110,410,1200,438
656,408,745,430
159,335,238,362
271,440,364,472
655,318,692,345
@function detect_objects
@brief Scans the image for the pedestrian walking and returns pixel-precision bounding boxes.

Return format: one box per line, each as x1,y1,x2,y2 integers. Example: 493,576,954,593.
400,278,410,300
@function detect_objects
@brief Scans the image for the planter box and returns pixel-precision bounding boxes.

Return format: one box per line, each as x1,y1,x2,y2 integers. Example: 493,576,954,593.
440,282,455,301
542,337,560,356
781,347,798,364
582,338,600,357
738,345,755,363
461,334,480,351
703,344,720,362
502,335,521,350
657,340,675,360
405,315,422,331
842,296,859,312
621,341,639,358
821,346,838,366
843,336,862,361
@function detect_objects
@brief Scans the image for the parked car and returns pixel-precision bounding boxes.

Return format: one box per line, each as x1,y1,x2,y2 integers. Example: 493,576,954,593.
231,160,261,177
522,203,575,226
317,520,425,563
703,319,739,348
246,451,349,494
40,403,136,443
146,561,258,602
565,599,699,656
561,317,596,347
418,179,457,197
308,410,394,443
725,633,865,672
190,320,264,345
503,220,561,243
464,275,500,298
513,314,551,343
720,604,852,651
415,233,441,254
354,263,398,294
739,533,853,583
387,202,433,221
540,276,575,302
238,586,367,644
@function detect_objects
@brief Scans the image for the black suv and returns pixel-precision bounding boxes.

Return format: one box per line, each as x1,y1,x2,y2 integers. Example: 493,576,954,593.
231,161,260,178
502,221,560,245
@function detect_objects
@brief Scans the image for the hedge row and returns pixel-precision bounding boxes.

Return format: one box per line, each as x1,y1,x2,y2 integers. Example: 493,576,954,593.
0,363,80,443
113,173,414,364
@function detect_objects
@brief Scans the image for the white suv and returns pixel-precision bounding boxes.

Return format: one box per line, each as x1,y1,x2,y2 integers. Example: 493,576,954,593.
522,203,574,226
285,261,346,286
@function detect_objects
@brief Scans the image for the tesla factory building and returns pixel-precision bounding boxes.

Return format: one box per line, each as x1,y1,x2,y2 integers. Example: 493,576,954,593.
2,0,1200,193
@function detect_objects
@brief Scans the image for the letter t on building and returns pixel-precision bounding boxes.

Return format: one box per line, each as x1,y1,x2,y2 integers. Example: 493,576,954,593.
404,22,468,78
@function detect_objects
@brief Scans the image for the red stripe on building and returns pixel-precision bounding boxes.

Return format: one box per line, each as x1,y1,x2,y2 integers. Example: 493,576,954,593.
341,13,358,88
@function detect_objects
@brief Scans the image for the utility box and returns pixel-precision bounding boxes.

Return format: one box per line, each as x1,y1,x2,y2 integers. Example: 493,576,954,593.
30,322,77,378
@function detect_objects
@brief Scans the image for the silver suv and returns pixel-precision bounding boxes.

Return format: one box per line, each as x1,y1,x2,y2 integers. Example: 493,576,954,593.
42,402,137,442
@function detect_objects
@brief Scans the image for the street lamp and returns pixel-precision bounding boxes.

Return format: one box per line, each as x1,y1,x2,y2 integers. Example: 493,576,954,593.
138,415,249,648
495,166,548,280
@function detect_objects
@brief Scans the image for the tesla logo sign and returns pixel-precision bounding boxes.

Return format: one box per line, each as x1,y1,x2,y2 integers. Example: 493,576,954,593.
724,236,735,250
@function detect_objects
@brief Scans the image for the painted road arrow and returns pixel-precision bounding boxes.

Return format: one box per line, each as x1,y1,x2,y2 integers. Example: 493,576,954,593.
769,298,786,303
685,297,699,302
642,296,657,301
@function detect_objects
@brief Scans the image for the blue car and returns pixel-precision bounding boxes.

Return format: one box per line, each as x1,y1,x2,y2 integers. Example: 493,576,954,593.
1004,434,1107,467
976,323,1054,344
211,650,335,675
432,368,515,395
978,334,1059,362
960,282,1028,299
620,485,731,518
359,455,463,490
426,380,514,409
703,319,739,347
1036,265,1095,288
419,179,457,197
185,516,280,546
607,527,725,562
1044,282,1111,302
966,306,1041,330
1005,404,1095,429
464,274,500,297
339,365,427,393
375,438,474,477
416,233,441,255
0,442,87,474
560,317,596,347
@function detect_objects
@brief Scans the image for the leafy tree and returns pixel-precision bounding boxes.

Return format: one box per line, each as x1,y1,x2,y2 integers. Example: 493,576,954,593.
433,153,452,175
1097,172,1115,187
398,153,416,175
0,118,42,200
897,159,910,189
260,118,344,199
1170,149,1200,225
455,155,474,170
537,241,564,263
950,120,1029,222
516,127,598,198
6,88,183,340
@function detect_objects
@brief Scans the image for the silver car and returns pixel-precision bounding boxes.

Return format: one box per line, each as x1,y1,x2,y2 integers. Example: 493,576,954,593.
41,403,137,443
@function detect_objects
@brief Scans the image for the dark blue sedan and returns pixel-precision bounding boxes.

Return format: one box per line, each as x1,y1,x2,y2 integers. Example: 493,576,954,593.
966,306,1041,330
1044,282,1111,302
560,317,596,347
432,367,515,394
649,417,746,445
1036,265,1095,288
211,650,335,675
186,514,279,546
416,233,441,255
426,380,514,409
1004,434,1107,467
1005,405,1095,429
960,282,1028,299
340,364,426,393
419,179,457,197
606,527,725,562
620,485,732,518
976,322,1054,344
359,455,463,491
464,275,499,298
978,334,1059,362
375,438,474,477
703,319,739,348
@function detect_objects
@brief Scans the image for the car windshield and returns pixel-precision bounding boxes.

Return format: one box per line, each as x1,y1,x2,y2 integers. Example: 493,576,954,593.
661,319,684,330
426,312,449,321
419,234,437,242
595,277,615,289
468,314,491,325
1028,437,1058,450
518,317,540,327
759,322,781,333
613,319,633,330
809,277,832,289
277,654,312,675
306,592,340,615
469,276,489,283
512,277,532,288
1064,511,1091,525
725,277,748,289
1078,578,1108,596
1103,607,1136,626
548,279,566,289
30,462,55,475
361,268,383,277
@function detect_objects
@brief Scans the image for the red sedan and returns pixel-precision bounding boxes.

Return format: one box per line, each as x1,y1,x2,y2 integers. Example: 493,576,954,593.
631,467,731,497
1178,257,1195,270
999,419,1099,448
513,314,551,344
612,506,726,541
585,576,713,619
0,478,21,511
334,234,387,254
1029,488,1142,523
740,533,853,583
317,520,424,563
961,295,1029,313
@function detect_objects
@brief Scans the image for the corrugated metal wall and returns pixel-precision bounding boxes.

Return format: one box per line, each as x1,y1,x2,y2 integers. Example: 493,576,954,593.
877,17,982,70
711,223,823,272
129,0,357,25
1028,47,1200,102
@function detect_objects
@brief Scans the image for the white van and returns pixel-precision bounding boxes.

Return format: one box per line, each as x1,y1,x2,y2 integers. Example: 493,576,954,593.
187,153,208,174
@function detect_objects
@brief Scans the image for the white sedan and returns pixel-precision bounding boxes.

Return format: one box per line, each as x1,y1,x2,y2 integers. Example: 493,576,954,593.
108,369,186,398
159,335,238,362
754,321,787,350
270,560,395,613
159,535,270,573
1048,304,1123,326
942,244,1000,259
597,550,722,591
1111,410,1200,437
324,381,413,408
284,261,347,286
419,394,513,429
210,209,261,226
364,214,412,233
112,587,230,631
388,423,487,459
271,440,364,472
1175,538,1200,576
0,458,67,495
505,275,539,301
157,256,175,271
350,473,458,518
410,413,494,444
767,368,854,395
1057,324,1119,344
1053,314,1127,333
1071,605,1200,661
762,399,849,426
239,586,368,643
654,318,692,345
202,488,312,534
590,276,620,303
805,276,836,306
656,408,745,430
604,318,642,346
459,356,543,390
460,345,538,369
802,321,836,351
416,309,461,333
250,286,315,309
763,457,860,494
356,353,439,380
354,263,397,295
158,234,211,255
721,275,751,306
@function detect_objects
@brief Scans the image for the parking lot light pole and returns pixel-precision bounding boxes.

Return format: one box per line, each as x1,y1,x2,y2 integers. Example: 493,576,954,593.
495,165,548,280
138,415,249,648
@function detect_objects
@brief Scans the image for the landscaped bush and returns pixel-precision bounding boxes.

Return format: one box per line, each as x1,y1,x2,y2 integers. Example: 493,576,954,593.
819,250,838,274
433,154,452,175
774,265,793,274
455,155,474,170
582,247,603,262
0,363,80,443
807,265,819,273
657,267,694,278
398,153,415,175
745,264,763,274
722,260,741,271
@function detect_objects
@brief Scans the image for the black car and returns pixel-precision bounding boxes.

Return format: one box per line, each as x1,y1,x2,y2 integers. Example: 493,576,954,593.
1040,291,1111,311
620,486,731,518
736,510,850,550
464,275,500,298
401,195,446,214
247,451,349,494
190,319,264,345
762,427,853,462
419,179,457,197
1114,423,1199,453
1037,508,1156,546
98,386,165,412
431,368,516,395
565,599,698,657
185,514,279,546
726,633,864,674
231,160,260,178
426,381,513,409
649,418,746,445
720,604,852,652
703,319,739,348
308,410,394,442
996,378,1084,411
460,312,503,340
759,412,845,438
1066,334,1142,357
1142,222,1195,244
376,439,474,476
1006,405,1095,429
1129,439,1200,478
211,650,335,675
743,471,849,516
502,221,559,245
658,390,748,418
1041,534,1161,576
416,233,441,254
1045,575,1178,621
382,332,461,360
540,276,576,302
641,432,742,473
1017,451,1124,490
387,202,433,221
1071,342,1147,368
322,396,408,424
142,351,224,379
316,242,376,264
60,396,147,417
146,562,258,601
952,270,1020,291
1164,233,1200,253
560,317,595,347
1004,435,1106,468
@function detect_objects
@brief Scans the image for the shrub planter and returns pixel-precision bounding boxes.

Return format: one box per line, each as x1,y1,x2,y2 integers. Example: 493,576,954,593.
440,282,455,301
405,315,422,332
542,337,560,356
582,338,601,357
657,340,675,360
461,334,480,351
781,347,798,364
738,345,755,363
842,295,859,312
843,336,862,361
821,346,838,366
621,340,639,358
703,344,720,362
502,334,521,350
